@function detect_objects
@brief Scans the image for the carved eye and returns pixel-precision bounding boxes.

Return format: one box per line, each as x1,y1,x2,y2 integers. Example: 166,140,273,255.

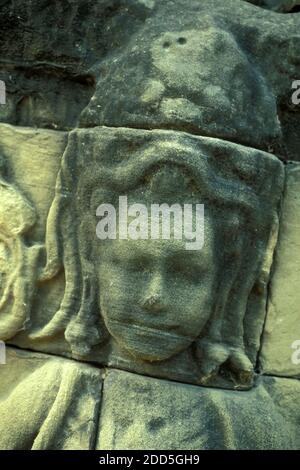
126,256,152,275
128,261,145,273
170,261,203,283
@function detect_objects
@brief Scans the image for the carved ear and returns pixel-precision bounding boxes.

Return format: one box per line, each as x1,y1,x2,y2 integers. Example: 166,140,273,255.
227,348,254,385
195,339,254,388
195,340,230,381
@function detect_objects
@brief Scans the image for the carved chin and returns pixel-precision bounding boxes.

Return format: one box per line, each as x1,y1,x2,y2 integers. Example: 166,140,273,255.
104,318,194,362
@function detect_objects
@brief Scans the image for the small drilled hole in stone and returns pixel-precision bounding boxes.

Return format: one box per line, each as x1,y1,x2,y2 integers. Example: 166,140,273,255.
177,37,187,45
163,41,171,48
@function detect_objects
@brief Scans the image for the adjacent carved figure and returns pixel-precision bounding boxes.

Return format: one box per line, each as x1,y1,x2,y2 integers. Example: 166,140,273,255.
0,156,40,340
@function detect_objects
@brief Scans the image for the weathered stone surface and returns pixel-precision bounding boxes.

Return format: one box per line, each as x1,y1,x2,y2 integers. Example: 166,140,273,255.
1,1,299,157
79,0,300,160
5,126,283,390
0,124,66,342
97,368,300,450
0,123,67,241
0,346,102,450
0,0,157,130
260,162,300,377
0,0,299,451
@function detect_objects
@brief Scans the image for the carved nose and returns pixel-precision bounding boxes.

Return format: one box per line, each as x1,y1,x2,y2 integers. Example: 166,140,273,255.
142,293,166,313
142,275,167,313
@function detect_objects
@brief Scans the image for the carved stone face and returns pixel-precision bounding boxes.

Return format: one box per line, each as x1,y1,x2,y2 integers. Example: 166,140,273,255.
98,225,215,362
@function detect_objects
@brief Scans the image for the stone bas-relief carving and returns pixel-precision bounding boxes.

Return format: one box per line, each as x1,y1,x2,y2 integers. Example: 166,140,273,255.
79,0,300,161
0,0,151,130
0,1,300,158
9,127,283,390
98,369,300,450
0,347,102,450
0,0,299,450
0,124,67,339
0,154,40,340
2,347,300,450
